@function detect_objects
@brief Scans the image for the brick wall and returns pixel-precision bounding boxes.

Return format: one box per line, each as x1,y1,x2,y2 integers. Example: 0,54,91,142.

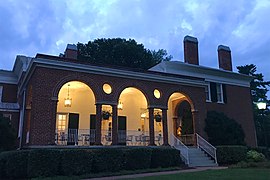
206,85,256,147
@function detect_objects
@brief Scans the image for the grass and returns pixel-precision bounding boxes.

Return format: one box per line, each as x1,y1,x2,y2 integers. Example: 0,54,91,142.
133,168,270,180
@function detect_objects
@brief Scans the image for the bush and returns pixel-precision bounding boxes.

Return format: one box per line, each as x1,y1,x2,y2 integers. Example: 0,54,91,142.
0,147,183,178
205,111,245,146
246,150,266,162
91,148,125,173
60,149,94,176
150,147,181,168
123,148,152,170
27,149,61,177
252,147,270,160
217,145,248,165
0,150,29,179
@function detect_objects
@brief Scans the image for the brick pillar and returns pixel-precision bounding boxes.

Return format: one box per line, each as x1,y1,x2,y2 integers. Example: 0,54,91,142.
95,104,102,145
49,98,58,145
148,108,156,146
162,109,169,146
111,104,118,145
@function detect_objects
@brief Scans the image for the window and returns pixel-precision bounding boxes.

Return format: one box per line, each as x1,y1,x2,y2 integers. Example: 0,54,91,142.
57,114,67,132
209,82,227,103
3,113,12,125
216,83,224,103
205,83,211,102
0,86,3,102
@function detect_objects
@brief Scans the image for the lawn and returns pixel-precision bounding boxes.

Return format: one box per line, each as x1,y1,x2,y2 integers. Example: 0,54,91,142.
133,168,270,180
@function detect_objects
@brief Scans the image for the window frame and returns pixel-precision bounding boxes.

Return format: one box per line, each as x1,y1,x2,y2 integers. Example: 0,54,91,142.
216,83,224,103
0,86,3,102
205,82,211,102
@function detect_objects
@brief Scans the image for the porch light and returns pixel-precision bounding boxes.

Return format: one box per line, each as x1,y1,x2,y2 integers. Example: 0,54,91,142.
257,102,267,110
64,84,72,107
117,100,123,110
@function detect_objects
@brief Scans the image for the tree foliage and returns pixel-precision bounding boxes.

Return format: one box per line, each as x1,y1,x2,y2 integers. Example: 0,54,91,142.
0,114,16,151
237,64,270,147
204,111,245,146
77,38,172,70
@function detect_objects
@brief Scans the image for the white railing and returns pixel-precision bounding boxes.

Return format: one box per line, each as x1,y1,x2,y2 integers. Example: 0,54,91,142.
196,133,217,164
170,134,189,165
55,129,163,146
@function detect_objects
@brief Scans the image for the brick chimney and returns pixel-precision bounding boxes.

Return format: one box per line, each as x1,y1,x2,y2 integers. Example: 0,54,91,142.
218,45,232,71
183,35,199,65
65,44,77,59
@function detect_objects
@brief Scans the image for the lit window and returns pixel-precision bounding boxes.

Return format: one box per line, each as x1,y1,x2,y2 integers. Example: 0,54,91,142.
154,89,161,99
103,84,112,94
216,83,224,103
57,114,67,131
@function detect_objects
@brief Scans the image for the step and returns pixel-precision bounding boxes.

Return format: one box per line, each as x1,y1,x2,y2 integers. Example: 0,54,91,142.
189,162,218,167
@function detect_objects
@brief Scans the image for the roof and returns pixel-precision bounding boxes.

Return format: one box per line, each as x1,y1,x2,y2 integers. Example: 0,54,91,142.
150,61,253,87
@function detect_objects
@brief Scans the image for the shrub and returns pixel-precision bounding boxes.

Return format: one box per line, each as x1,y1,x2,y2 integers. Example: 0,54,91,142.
252,147,270,160
150,147,181,168
0,150,29,179
217,145,248,165
123,147,152,170
91,148,125,173
205,111,245,146
28,149,61,177
0,147,182,178
246,150,266,162
60,149,94,176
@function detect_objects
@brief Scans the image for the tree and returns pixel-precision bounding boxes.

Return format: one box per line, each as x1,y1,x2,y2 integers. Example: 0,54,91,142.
204,111,245,146
77,38,172,70
237,64,270,147
0,114,16,151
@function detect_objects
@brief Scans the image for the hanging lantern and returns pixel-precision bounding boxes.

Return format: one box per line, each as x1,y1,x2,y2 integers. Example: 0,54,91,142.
64,84,72,107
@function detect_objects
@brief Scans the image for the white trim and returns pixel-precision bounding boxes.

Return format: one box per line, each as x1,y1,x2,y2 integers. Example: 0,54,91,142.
205,82,211,102
0,70,17,84
0,102,20,110
32,58,206,87
150,61,253,87
216,83,224,103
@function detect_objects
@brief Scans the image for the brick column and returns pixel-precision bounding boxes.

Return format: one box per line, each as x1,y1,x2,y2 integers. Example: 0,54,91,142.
148,108,156,146
162,109,169,146
111,104,118,145
49,98,58,145
95,104,102,145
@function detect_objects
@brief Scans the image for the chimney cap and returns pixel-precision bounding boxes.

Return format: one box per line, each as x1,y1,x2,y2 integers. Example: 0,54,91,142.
218,45,231,52
66,44,77,51
184,35,198,43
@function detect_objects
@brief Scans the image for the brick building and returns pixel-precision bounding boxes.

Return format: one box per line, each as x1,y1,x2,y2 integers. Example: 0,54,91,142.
0,36,256,150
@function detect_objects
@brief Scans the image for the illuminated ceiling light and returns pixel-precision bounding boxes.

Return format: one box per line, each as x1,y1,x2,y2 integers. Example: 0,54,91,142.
64,84,72,107
117,100,123,110
141,113,146,118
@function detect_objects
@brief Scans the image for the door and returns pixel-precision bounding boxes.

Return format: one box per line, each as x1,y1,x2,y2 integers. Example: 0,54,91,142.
118,116,126,145
67,113,79,145
90,114,96,145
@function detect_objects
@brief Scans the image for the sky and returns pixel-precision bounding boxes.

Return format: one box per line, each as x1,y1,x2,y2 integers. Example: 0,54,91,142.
0,0,269,95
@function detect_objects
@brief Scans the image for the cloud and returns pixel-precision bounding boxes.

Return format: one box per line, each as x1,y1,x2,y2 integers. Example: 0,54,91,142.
0,0,269,93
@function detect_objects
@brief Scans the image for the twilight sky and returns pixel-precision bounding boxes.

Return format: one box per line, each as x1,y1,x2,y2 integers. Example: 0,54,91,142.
0,0,269,90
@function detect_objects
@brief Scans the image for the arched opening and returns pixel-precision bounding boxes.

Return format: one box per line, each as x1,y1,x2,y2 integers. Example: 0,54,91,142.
168,92,194,145
56,81,95,146
117,87,149,146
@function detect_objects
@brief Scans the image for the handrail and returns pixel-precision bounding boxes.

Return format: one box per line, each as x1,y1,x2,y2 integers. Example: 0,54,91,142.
170,134,189,165
196,133,217,164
